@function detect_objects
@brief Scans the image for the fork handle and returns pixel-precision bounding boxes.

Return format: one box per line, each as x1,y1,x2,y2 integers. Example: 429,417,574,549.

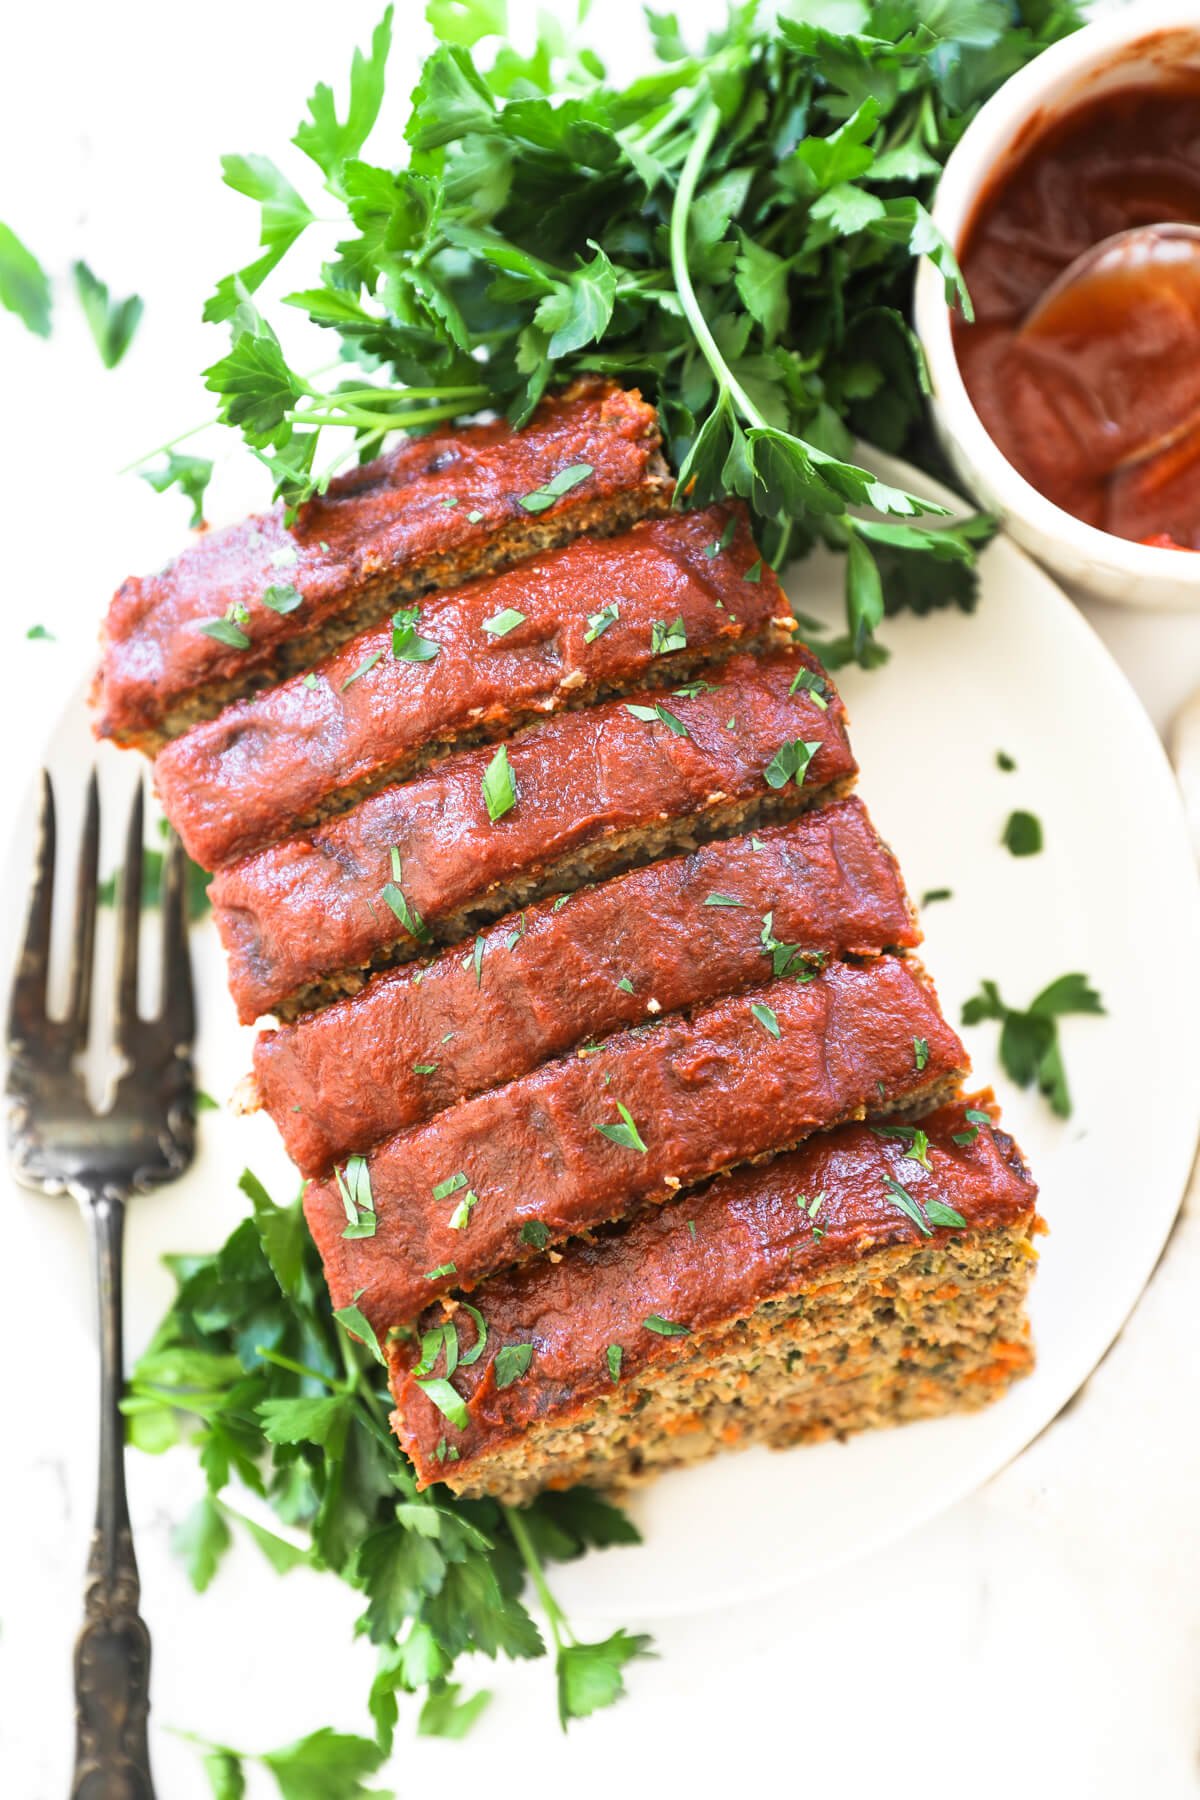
72,1192,155,1799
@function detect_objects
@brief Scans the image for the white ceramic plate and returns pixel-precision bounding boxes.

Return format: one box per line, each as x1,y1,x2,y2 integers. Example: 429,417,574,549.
10,460,1199,1631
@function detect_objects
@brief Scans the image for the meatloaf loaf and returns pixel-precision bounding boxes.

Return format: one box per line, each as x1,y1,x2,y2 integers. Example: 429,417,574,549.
250,797,919,1176
92,378,671,748
210,648,856,1022
303,955,966,1330
389,1098,1039,1500
154,502,788,869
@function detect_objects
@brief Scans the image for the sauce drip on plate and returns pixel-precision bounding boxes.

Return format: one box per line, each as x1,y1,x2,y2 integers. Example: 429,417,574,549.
953,83,1200,549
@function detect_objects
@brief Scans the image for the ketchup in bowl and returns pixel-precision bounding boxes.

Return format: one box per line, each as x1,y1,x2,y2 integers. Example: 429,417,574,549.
953,82,1200,550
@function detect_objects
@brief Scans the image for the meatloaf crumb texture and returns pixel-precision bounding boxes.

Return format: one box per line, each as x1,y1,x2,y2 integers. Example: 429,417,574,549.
92,379,671,747
210,648,856,1022
388,1101,1039,1498
303,955,967,1329
154,502,787,869
252,796,919,1176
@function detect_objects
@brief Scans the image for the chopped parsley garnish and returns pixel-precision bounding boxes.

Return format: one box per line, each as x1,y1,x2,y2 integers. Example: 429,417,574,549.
391,604,440,662
760,913,823,981
704,892,744,908
517,463,593,513
331,1289,385,1366
335,1155,376,1240
797,1190,827,1237
198,605,251,650
606,1344,623,1382
672,680,715,698
441,495,460,508
595,1102,648,1154
483,607,526,637
504,914,526,952
913,1037,929,1071
270,545,298,567
482,743,518,822
625,702,688,738
552,893,571,912
744,558,763,583
340,649,382,690
301,672,319,689
448,1190,480,1231
925,1198,969,1230
494,1343,534,1388
703,517,737,558
433,1172,468,1201
381,847,429,942
413,1062,438,1076
686,1219,697,1240
25,623,55,641
584,602,620,642
750,1000,781,1039
643,1315,689,1337
921,888,953,906
424,1262,458,1282
874,1123,933,1170
616,976,634,993
458,1302,488,1366
952,1106,993,1146
962,973,1103,1118
789,667,829,710
1002,809,1043,857
764,738,821,789
467,508,484,523
472,934,485,987
996,750,1017,772
520,1220,551,1250
650,616,687,655
416,1376,469,1431
262,581,303,613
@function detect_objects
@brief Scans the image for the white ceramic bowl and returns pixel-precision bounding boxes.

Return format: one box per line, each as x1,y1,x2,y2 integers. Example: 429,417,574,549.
913,4,1200,611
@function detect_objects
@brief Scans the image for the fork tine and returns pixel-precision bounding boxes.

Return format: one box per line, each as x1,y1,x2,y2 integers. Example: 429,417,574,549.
159,828,195,1044
7,770,56,1046
114,781,144,1044
65,768,100,1053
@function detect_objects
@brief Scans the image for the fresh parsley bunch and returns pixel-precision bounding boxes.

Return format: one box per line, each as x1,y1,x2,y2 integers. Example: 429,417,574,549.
124,1171,651,1776
148,0,1080,664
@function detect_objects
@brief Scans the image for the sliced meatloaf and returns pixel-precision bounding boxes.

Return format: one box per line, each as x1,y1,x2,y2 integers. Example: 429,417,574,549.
92,379,671,748
388,1098,1039,1500
303,955,966,1330
155,503,788,869
210,648,856,1022
250,798,918,1176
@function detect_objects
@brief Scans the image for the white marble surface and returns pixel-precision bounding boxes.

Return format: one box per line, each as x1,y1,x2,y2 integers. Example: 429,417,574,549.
2,3,1198,1795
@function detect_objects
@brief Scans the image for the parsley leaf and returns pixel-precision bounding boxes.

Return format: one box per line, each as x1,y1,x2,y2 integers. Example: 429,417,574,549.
494,1343,533,1388
518,463,593,513
764,738,822,789
650,616,688,655
962,973,1104,1117
72,260,143,368
625,701,688,737
0,220,51,336
584,602,620,642
750,1000,781,1039
391,603,440,661
481,742,518,821
141,451,214,527
644,1315,689,1337
1002,809,1043,857
595,1101,648,1154
483,606,526,636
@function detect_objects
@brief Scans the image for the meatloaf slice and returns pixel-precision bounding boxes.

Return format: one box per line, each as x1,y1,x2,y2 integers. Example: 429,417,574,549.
211,648,856,1023
251,798,918,1177
388,1098,1039,1500
92,379,671,749
154,503,788,869
303,955,966,1331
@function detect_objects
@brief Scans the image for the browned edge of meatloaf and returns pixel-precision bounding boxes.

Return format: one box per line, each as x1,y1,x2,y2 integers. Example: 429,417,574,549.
245,796,921,1176
386,1097,1039,1497
163,618,796,870
267,772,859,1021
110,468,674,751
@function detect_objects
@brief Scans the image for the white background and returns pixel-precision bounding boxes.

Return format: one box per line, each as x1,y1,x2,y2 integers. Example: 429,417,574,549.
1,2,1199,1796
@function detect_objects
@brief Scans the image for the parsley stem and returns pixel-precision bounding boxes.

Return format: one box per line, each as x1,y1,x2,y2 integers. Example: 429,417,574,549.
668,97,769,436
502,1503,572,1651
254,1346,339,1388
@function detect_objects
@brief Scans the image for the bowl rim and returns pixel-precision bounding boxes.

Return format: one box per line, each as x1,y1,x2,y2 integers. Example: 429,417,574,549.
912,1,1200,587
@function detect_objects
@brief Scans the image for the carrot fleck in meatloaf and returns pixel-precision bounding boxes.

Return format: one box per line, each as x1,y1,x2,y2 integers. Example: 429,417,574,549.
209,648,856,1022
92,380,1040,1502
389,1099,1040,1501
155,502,788,869
303,955,966,1330
249,797,918,1176
92,378,671,748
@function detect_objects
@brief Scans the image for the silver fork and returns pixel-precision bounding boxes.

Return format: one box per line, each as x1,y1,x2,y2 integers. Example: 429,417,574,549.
6,771,196,1800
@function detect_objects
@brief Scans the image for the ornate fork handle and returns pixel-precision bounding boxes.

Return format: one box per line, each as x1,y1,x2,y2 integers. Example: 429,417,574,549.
71,1192,155,1800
